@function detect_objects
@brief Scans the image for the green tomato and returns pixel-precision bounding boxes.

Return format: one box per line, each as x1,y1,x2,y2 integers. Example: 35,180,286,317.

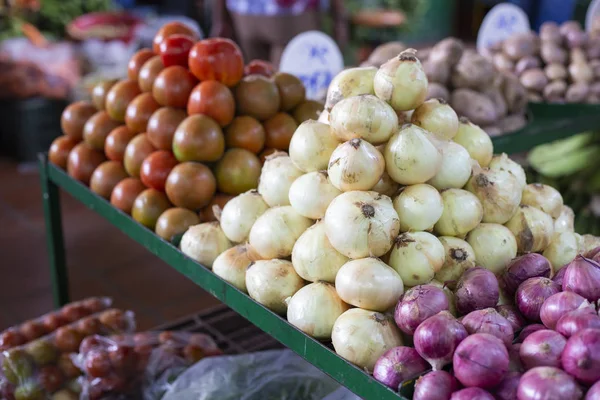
25,339,58,366
2,349,34,384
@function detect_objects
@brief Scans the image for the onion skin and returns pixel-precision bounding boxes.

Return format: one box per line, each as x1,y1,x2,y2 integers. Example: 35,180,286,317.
516,277,561,322
288,120,338,173
180,222,233,268
509,343,524,372
462,308,514,347
212,244,253,292
455,267,499,315
489,153,527,190
435,189,483,238
453,333,509,389
515,324,546,343
553,266,567,286
465,167,522,225
450,388,494,400
493,371,522,400
388,232,446,287
540,291,591,330
505,205,555,253
245,259,305,314
556,308,600,338
413,370,459,400
394,284,449,335
520,329,567,369
543,231,580,272
220,190,269,243
325,66,376,111
517,367,582,400
453,118,493,168
428,141,472,191
411,98,459,141
496,305,526,332
562,329,600,384
372,346,429,389
585,381,600,399
466,223,518,275
503,254,552,296
327,138,385,192
258,152,303,207
521,183,563,219
288,171,342,220
413,311,467,370
563,255,600,302
585,246,600,260
436,237,477,289
393,184,444,232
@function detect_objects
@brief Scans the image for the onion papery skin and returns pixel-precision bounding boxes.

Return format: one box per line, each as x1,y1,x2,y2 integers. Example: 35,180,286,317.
453,118,493,168
505,205,555,253
556,308,600,338
331,308,403,371
509,343,524,372
520,329,567,369
212,244,254,292
394,284,449,334
493,371,522,400
586,246,600,260
521,183,564,219
245,259,305,314
516,277,561,322
180,222,233,268
413,370,459,400
562,328,600,385
453,333,509,389
488,153,527,190
324,191,400,259
585,380,600,399
436,237,476,289
516,324,546,343
325,66,376,112
435,189,483,238
543,232,580,272
455,267,500,315
413,311,468,371
429,279,459,316
220,190,269,243
582,235,600,256
555,205,575,234
371,170,400,197
258,152,303,207
450,388,494,400
496,304,527,332
517,367,582,400
393,184,444,232
289,120,339,173
563,255,600,302
503,253,553,296
553,265,567,286
388,231,445,287
540,291,592,330
411,98,459,141
466,224,518,275
427,141,472,190
288,171,342,220
462,308,514,347
372,346,429,389
328,138,385,192
465,167,522,224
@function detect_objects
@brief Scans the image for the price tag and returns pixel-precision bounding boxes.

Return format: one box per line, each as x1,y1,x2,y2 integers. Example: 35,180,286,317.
586,0,600,32
476,3,531,53
279,31,344,101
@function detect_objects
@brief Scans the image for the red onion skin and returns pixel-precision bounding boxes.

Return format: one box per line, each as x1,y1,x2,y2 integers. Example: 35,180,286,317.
556,308,600,338
562,328,600,385
493,371,522,400
373,346,429,389
413,370,459,400
515,324,546,343
462,308,514,347
517,366,582,400
414,311,468,371
585,381,600,400
394,285,449,335
496,304,526,332
540,291,592,330
509,343,524,372
503,254,552,295
519,329,567,369
553,266,567,286
453,333,509,389
585,246,600,259
455,267,499,315
515,277,561,322
563,256,600,302
450,387,494,400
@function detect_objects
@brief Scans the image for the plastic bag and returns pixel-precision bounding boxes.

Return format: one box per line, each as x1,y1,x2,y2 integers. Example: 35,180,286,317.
0,297,113,351
0,308,135,399
162,349,341,400
75,331,222,400
321,387,363,400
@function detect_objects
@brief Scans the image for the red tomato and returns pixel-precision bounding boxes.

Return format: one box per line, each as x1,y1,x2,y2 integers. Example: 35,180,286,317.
152,66,197,108
153,22,198,54
140,151,179,191
159,34,195,68
244,59,276,77
189,38,244,87
187,81,235,127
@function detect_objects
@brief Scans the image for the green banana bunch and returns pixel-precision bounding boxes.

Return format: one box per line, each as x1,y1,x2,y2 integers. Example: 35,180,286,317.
528,132,600,178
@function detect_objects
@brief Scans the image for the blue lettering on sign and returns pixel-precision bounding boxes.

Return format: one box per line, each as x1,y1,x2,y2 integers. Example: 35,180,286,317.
307,45,329,65
298,70,333,94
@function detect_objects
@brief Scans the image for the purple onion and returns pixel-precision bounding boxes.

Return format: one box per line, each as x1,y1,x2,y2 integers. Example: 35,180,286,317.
461,308,514,347
450,387,494,400
455,267,499,315
503,254,552,295
509,343,524,372
453,333,509,389
414,311,467,371
563,256,600,302
562,328,600,385
394,285,449,335
413,370,459,400
493,371,522,400
515,324,546,343
556,307,600,338
373,346,429,389
585,246,600,260
540,291,593,330
496,304,526,332
519,329,567,369
516,277,561,322
553,266,567,286
517,367,582,400
585,380,600,399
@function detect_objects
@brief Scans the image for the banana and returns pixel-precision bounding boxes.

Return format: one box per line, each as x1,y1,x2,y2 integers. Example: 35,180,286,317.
528,132,596,167
530,145,600,178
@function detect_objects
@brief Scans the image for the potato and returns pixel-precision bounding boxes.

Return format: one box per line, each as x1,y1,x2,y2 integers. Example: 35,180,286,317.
483,125,503,137
520,68,548,91
498,114,527,133
590,59,600,78
590,82,600,97
527,91,543,102
426,82,450,101
565,83,589,103
544,63,567,80
560,21,582,37
492,53,514,72
429,37,464,66
502,73,528,114
592,17,600,38
571,48,587,64
515,56,541,76
483,87,508,118
541,42,568,64
451,53,495,89
586,93,600,104
424,59,450,85
543,80,567,102
367,42,407,67
502,32,539,60
565,29,588,49
569,61,594,83
586,37,600,59
540,21,562,44
450,89,498,126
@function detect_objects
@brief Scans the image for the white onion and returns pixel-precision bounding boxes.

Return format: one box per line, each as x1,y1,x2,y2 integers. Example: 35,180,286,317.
213,244,255,292
505,205,554,253
388,231,445,287
249,206,313,259
245,259,305,314
466,223,517,275
291,222,348,283
521,183,564,219
488,153,527,190
554,205,575,233
220,190,269,243
328,139,385,191
330,94,398,144
434,189,483,238
374,49,428,112
371,170,400,197
411,98,459,140
318,109,330,124
427,141,472,190
384,124,442,185
452,118,493,167
435,237,477,287
288,171,341,220
332,308,403,371
324,191,400,259
466,166,522,224
542,232,580,271
325,66,377,111
258,152,304,207
393,184,443,232
581,234,600,254
289,120,339,173
286,282,350,339
180,222,233,268
335,258,404,312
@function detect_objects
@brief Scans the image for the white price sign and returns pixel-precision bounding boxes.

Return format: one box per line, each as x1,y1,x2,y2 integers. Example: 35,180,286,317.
279,31,344,101
586,0,600,32
477,3,531,52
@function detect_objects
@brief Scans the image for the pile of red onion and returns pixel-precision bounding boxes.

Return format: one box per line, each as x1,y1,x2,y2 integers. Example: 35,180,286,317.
371,254,600,399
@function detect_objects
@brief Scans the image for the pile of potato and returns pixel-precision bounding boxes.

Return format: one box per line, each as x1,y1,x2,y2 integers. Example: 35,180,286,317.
486,19,600,104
